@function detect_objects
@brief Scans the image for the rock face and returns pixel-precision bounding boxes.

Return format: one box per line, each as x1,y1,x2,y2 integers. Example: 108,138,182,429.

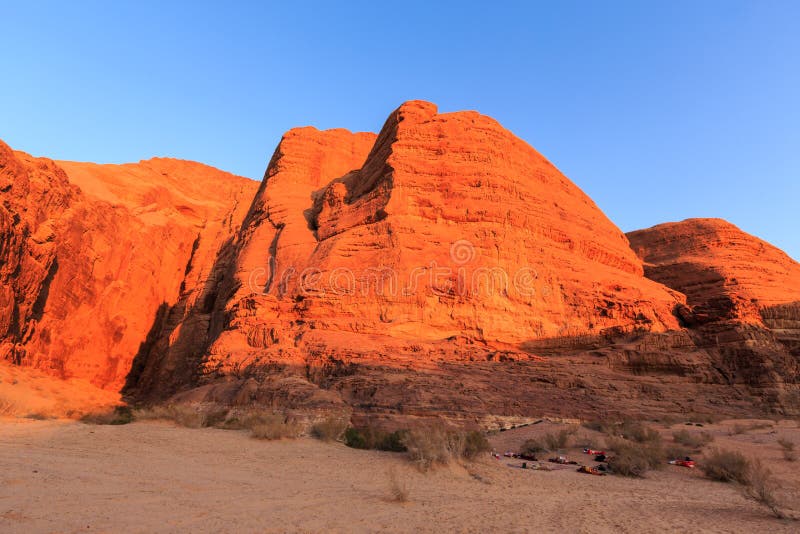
0,139,258,391
628,219,800,407
628,218,800,324
127,101,695,418
5,102,800,422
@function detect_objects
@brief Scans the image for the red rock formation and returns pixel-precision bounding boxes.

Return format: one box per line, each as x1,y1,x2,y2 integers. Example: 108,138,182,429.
128,101,690,414
628,218,800,324
235,101,681,344
0,139,258,391
6,103,799,421
628,219,800,405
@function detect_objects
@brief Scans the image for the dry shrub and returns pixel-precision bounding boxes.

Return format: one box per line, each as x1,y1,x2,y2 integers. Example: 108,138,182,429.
730,424,748,435
664,442,692,461
586,420,661,443
701,448,750,484
581,420,607,433
777,438,797,462
310,416,348,442
672,428,714,450
616,421,661,443
80,406,134,425
403,426,455,470
702,449,786,519
521,438,547,456
606,436,665,478
657,414,682,427
387,468,410,503
742,459,785,519
202,407,230,428
521,427,579,453
462,430,492,459
573,432,603,450
249,413,302,440
402,424,490,470
730,422,773,435
134,405,204,428
133,404,226,428
544,426,578,451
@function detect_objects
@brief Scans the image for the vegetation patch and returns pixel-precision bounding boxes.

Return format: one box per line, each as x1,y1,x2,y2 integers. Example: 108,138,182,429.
606,437,665,478
402,426,490,470
81,405,134,425
310,416,349,442
672,428,714,450
344,427,409,452
702,448,788,519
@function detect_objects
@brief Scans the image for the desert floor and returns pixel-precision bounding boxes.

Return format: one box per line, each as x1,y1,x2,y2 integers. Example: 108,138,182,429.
1,418,799,533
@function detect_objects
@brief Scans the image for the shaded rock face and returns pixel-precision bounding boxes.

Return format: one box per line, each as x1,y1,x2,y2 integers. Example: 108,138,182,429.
628,219,800,407
0,140,258,390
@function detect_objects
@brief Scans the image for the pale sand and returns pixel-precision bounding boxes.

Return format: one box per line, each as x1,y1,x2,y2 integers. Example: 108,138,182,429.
1,419,799,533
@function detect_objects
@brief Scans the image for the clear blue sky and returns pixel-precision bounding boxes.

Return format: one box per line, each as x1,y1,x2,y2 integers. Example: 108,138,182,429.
2,1,798,259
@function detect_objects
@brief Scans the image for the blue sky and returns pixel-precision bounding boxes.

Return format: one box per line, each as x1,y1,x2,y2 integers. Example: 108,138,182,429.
2,1,798,259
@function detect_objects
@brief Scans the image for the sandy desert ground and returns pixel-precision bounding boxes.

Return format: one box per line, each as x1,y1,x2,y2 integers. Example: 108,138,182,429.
1,417,799,533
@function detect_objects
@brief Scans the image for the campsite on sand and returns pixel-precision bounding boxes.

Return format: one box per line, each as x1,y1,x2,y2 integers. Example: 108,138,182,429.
1,416,798,533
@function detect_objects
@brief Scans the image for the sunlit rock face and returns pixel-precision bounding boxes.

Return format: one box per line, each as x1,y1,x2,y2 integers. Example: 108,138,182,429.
0,139,258,390
128,101,696,418
6,100,800,422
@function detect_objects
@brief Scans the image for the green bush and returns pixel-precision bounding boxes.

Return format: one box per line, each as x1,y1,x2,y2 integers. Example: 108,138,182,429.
344,427,370,449
344,427,409,452
380,430,410,452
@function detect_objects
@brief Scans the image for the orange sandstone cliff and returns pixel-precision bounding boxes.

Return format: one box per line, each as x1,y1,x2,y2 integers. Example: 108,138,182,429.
127,102,740,422
0,139,258,392
4,102,800,423
628,218,800,326
628,219,800,408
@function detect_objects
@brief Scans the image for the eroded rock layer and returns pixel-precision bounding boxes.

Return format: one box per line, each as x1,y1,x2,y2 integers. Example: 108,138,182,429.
128,101,711,418
0,140,258,391
628,218,800,324
628,219,800,408
6,101,800,422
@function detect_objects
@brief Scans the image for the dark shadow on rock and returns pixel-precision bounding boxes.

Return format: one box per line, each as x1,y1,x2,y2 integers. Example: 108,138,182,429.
31,257,58,322
123,301,171,399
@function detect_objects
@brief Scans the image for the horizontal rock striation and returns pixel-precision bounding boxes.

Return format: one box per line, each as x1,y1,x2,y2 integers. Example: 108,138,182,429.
628,218,800,409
